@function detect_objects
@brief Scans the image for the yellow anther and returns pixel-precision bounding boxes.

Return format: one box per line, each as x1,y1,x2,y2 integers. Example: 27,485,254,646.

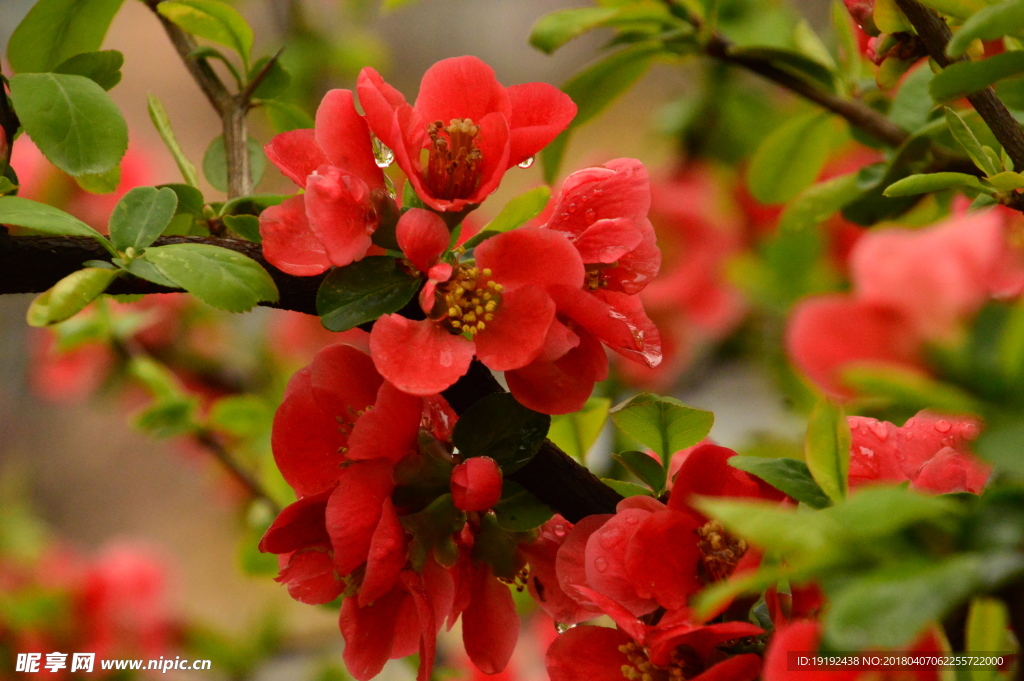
484,313,494,321
485,301,496,312
482,268,492,276
494,283,504,292
451,320,461,328
476,321,486,330
448,306,461,317
475,305,484,314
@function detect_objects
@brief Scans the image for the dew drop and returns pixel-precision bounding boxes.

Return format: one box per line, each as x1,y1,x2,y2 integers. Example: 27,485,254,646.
518,156,535,169
960,423,980,441
552,524,567,537
594,557,609,573
555,622,575,634
625,514,640,525
584,209,596,223
935,420,952,433
868,422,888,441
383,174,397,199
372,134,394,168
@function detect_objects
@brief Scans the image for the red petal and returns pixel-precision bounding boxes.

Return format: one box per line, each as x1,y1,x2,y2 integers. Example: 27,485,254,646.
506,330,607,415
762,620,845,681
276,548,343,605
786,295,923,399
522,518,599,625
691,654,762,681
476,227,584,291
546,626,633,681
259,195,331,276
451,456,504,511
463,565,519,675
474,285,555,371
359,498,409,606
547,159,651,239
370,316,475,395
603,221,660,294
624,511,702,611
259,488,333,554
340,588,406,681
555,514,613,610
585,509,658,617
550,286,662,368
315,89,384,189
346,381,424,464
265,129,327,188
397,208,450,273
647,620,764,666
356,67,412,155
571,217,644,264
325,459,395,576
399,571,439,681
669,444,784,512
305,165,377,268
414,56,511,129
506,82,577,167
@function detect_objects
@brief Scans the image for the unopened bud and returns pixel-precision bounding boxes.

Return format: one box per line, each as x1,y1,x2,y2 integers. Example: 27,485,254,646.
451,456,503,512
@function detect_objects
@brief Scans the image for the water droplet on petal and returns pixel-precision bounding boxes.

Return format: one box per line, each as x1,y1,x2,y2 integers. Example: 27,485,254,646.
372,134,394,168
555,622,575,634
594,557,609,573
584,209,596,223
383,174,397,199
518,156,535,169
625,514,640,525
935,420,952,433
552,523,567,537
869,421,888,441
960,423,980,440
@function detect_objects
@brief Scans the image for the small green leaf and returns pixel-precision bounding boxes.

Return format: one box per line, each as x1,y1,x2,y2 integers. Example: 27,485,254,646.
966,597,1010,680
159,183,206,216
985,170,1024,191
694,497,831,559
75,165,121,194
27,268,119,327
778,171,861,232
931,51,1024,103
548,396,612,462
747,111,844,204
109,186,179,252
976,419,1024,476
316,256,421,332
948,1,1024,58
613,450,667,493
832,0,862,84
946,107,1000,176
53,50,124,90
202,135,266,193
157,0,254,65
7,0,125,73
9,73,128,177
883,172,994,197
452,393,550,474
223,214,261,242
492,481,554,532
247,56,291,100
144,243,278,312
262,99,314,133
610,393,714,463
134,396,199,438
889,65,937,132
825,553,1024,649
542,42,662,183
208,395,272,437
728,456,832,509
530,8,620,54
125,258,175,287
147,95,201,188
804,399,850,503
915,0,989,22
602,479,655,498
875,0,912,33
842,365,984,415
462,186,551,249
0,196,108,242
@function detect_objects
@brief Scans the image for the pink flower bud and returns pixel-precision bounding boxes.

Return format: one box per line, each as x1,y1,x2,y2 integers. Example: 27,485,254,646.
451,456,503,511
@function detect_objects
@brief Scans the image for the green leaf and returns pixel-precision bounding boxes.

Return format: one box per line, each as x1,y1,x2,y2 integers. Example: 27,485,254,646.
0,196,107,241
889,65,936,132
946,107,1000,176
529,4,671,54
883,172,994,197
804,399,850,503
316,256,421,332
134,396,199,438
966,597,1010,680
948,1,1024,58
932,51,1024,103
262,99,314,133
875,0,912,33
915,0,990,22
541,42,662,183
462,186,551,249
747,111,843,204
7,0,124,73
832,0,862,84
159,183,206,216
613,450,667,493
109,187,179,252
157,0,254,65
452,393,551,474
208,395,272,437
144,243,278,312
986,170,1024,191
147,95,201,188
202,135,266,193
694,497,832,559
546,396,611,462
9,73,128,177
976,419,1024,476
53,50,124,90
602,479,655,498
75,165,121,194
842,365,984,415
728,456,832,509
825,553,1024,649
125,258,175,287
248,56,290,100
778,171,861,232
402,494,463,570
609,393,714,462
27,268,119,327
492,481,554,532
223,214,261,242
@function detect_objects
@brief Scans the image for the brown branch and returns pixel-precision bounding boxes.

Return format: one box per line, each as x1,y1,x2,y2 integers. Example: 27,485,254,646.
195,429,281,514
896,0,1024,171
0,229,621,522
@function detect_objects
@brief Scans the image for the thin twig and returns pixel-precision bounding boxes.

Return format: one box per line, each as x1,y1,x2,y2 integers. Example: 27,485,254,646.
195,429,281,514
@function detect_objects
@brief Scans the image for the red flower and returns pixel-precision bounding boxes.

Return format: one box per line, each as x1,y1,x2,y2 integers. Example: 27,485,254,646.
370,225,584,398
259,89,388,275
848,410,990,494
357,55,576,212
451,457,503,512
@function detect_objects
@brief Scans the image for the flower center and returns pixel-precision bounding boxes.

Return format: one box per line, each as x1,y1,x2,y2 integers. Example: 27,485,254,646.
440,265,503,336
696,520,748,582
619,642,690,681
584,262,617,290
497,566,530,593
426,118,483,201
